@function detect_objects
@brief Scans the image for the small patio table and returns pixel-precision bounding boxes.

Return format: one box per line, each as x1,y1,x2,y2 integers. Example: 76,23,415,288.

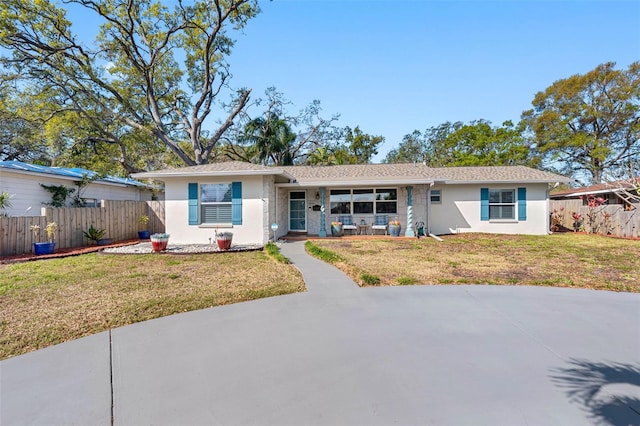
358,224,370,235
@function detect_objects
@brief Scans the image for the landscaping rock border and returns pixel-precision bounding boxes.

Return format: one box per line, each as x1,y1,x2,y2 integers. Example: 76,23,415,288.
102,242,263,254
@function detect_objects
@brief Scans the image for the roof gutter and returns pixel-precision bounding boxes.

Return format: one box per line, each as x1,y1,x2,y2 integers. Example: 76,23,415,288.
440,179,573,185
133,169,295,180
276,179,435,188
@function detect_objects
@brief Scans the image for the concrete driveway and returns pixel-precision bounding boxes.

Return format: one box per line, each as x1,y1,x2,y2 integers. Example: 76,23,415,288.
2,241,639,425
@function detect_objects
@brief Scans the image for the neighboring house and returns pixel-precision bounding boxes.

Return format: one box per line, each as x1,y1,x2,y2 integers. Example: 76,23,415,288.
133,162,571,245
550,178,639,210
0,161,160,216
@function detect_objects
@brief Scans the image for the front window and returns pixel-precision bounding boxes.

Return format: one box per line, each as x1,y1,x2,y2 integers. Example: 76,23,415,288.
201,183,232,223
375,189,397,214
353,189,374,214
489,189,515,220
330,189,351,214
330,188,397,215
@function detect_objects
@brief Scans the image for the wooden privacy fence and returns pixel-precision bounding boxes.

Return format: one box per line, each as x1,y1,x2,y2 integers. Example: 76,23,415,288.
550,200,639,238
0,200,165,257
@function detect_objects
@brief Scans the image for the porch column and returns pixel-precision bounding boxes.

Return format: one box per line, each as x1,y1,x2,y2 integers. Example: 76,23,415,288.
319,187,327,238
405,186,415,237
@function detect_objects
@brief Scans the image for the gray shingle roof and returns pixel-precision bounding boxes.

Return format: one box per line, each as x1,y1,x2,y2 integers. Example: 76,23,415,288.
133,161,572,184
425,165,574,184
282,164,572,184
133,161,293,178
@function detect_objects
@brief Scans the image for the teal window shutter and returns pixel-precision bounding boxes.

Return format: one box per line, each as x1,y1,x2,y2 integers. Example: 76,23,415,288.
518,187,527,221
188,183,198,225
480,188,489,221
232,181,242,225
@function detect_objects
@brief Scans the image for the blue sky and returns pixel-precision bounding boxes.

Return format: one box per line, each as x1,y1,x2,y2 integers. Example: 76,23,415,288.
226,0,640,161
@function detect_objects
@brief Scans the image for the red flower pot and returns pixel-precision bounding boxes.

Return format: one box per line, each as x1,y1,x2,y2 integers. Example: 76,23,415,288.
216,238,232,250
151,240,168,252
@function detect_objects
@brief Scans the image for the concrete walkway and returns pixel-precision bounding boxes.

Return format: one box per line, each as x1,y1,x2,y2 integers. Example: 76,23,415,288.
2,241,640,425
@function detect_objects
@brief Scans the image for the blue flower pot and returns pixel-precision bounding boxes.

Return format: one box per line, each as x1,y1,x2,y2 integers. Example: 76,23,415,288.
389,224,401,237
34,242,55,255
138,230,151,239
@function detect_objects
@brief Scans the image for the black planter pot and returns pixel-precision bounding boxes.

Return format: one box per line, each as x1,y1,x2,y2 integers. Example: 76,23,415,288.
97,238,113,246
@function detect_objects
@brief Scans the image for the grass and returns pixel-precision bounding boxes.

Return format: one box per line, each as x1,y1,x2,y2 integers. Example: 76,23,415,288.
306,233,640,292
0,246,303,360
265,242,291,263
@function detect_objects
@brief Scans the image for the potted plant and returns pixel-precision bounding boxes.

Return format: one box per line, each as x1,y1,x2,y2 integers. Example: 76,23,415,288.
215,230,233,250
150,233,170,252
83,224,113,245
138,215,150,239
388,218,402,237
31,222,57,255
331,221,343,237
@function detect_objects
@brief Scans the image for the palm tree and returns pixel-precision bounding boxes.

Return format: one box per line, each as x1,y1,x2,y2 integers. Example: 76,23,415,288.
0,192,13,216
241,115,296,166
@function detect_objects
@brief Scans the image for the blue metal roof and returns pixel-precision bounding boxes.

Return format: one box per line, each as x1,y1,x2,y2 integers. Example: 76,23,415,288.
0,161,153,188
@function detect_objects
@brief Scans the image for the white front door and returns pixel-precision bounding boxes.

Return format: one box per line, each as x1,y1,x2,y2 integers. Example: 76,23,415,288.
289,191,307,231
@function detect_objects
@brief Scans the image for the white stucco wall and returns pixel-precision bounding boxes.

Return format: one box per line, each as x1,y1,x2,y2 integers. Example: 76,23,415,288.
0,170,153,216
163,175,267,245
429,183,550,235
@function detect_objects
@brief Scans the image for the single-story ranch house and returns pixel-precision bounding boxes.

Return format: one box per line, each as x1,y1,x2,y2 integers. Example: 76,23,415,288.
133,162,572,245
0,161,159,216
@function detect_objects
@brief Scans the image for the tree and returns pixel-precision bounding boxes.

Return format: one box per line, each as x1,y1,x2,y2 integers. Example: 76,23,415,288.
237,115,296,166
1,0,259,169
305,126,383,165
522,62,640,184
434,120,538,167
342,126,384,164
0,85,50,164
383,130,428,164
220,88,340,165
385,120,538,167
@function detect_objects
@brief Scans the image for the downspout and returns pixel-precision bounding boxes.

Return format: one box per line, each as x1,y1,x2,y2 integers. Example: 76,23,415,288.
427,182,434,235
273,184,278,241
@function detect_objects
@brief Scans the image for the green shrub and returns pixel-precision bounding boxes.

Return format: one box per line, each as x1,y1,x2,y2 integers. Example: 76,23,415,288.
360,272,381,286
83,224,106,242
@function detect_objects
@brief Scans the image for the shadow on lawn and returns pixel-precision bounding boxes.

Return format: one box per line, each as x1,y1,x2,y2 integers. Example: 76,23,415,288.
550,358,640,425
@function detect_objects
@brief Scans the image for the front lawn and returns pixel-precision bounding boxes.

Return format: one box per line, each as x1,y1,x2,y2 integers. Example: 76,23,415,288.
0,249,305,360
307,233,639,292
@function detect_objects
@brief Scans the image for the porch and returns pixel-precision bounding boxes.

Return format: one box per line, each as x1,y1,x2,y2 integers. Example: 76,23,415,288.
275,185,430,240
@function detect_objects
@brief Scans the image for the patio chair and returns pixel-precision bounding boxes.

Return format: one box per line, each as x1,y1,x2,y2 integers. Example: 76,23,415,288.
339,215,357,235
371,215,389,235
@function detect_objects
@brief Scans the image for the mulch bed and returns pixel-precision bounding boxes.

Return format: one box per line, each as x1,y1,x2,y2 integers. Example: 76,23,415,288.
0,239,142,265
